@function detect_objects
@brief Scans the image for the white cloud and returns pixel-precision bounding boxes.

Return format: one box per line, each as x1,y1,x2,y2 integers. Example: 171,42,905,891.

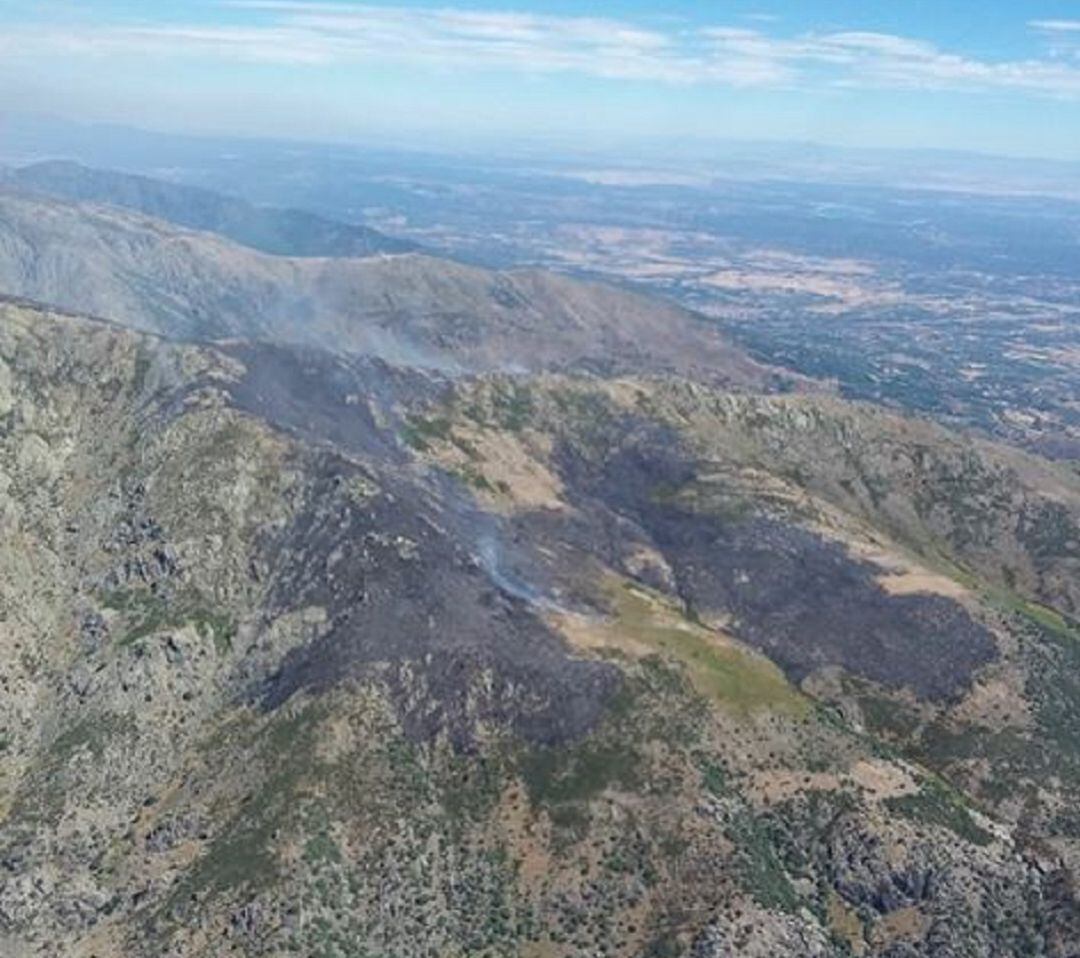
1029,17,1080,61
212,3,695,80
1029,20,1080,33
5,3,1080,98
702,25,1080,96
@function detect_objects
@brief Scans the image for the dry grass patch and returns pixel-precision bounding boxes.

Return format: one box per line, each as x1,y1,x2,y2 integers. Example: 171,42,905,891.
553,578,807,716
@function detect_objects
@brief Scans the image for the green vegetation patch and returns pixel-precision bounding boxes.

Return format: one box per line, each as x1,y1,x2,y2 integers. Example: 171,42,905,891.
1018,611,1080,787
917,587,1080,790
1011,596,1080,642
48,713,137,764
131,344,154,395
520,741,641,809
927,553,1080,645
400,413,454,452
549,388,621,451
302,803,342,866
725,809,801,914
486,381,535,432
439,752,506,828
163,703,327,917
7,712,137,827
608,582,807,716
517,723,645,841
101,587,236,653
450,463,509,495
855,691,923,740
696,756,729,797
885,777,993,847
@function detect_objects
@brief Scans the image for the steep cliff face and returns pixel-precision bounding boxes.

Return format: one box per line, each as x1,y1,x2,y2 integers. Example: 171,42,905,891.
1,299,1078,956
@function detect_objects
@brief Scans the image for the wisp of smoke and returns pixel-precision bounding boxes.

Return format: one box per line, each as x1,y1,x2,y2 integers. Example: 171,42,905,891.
475,531,554,608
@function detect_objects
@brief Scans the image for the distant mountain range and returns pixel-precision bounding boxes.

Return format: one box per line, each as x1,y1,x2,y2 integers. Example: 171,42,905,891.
0,159,417,258
0,184,780,386
5,113,1080,199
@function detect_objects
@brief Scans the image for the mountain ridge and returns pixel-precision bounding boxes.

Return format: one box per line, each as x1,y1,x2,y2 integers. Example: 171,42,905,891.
0,187,786,388
1,297,1079,955
0,159,418,258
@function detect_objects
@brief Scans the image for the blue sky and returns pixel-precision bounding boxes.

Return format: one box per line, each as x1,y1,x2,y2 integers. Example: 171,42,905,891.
3,1,1080,158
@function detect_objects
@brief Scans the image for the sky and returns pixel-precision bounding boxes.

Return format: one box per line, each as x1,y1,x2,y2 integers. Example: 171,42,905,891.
3,1,1080,159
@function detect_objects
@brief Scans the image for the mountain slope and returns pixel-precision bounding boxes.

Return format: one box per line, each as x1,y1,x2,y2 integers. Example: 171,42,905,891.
0,159,417,258
0,189,779,387
2,298,1079,956
409,373,1080,894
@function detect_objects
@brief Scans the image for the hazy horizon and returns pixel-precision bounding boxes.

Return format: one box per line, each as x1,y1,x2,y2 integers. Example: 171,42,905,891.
9,107,1080,167
4,1,1080,161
